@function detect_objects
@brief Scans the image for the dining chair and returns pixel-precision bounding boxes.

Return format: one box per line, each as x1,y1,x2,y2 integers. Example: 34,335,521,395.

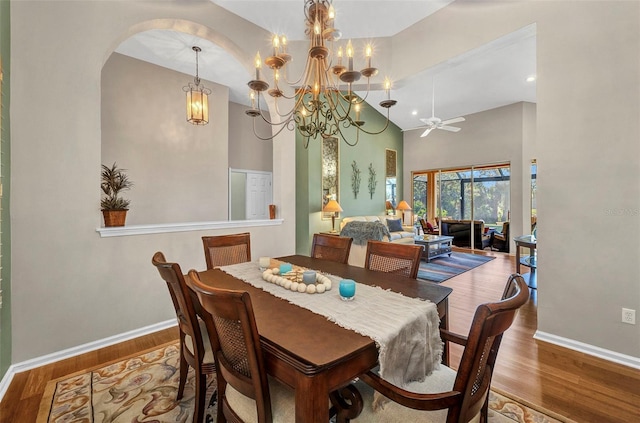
352,273,530,423
310,233,354,264
202,232,252,269
364,240,423,279
151,252,215,423
186,269,297,423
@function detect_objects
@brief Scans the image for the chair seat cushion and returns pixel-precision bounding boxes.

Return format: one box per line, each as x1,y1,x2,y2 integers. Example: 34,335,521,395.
353,365,479,423
225,376,296,423
184,318,215,364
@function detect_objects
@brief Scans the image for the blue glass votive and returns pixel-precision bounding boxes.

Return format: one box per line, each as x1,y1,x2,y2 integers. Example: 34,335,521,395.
279,263,293,274
302,270,316,285
339,279,356,301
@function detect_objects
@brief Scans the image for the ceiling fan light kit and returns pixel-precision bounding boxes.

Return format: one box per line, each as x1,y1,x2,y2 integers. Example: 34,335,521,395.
245,0,397,148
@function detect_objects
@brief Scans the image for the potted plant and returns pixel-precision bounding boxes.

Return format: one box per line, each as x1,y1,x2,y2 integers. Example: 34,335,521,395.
100,162,133,227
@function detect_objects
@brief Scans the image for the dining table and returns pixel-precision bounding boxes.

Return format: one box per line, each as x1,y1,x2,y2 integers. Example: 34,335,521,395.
193,254,452,423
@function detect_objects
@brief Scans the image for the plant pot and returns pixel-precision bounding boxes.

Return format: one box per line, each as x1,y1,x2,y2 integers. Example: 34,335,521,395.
102,210,128,227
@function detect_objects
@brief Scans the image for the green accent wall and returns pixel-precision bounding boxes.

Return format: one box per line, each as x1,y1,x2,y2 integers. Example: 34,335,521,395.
0,0,12,380
295,101,403,255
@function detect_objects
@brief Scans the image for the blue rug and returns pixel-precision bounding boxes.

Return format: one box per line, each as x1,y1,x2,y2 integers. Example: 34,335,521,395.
418,252,494,283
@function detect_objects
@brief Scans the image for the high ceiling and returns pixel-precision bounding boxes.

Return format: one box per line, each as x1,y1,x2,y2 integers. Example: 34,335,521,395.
115,0,536,132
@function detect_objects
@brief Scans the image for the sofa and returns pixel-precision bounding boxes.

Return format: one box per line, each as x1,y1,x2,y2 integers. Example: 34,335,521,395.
338,215,416,267
439,219,492,250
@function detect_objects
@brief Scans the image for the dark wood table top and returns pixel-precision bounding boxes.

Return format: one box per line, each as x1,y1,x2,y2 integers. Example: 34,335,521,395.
194,255,453,422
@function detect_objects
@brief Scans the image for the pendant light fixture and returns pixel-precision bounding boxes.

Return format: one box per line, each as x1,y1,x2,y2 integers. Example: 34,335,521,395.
183,46,211,125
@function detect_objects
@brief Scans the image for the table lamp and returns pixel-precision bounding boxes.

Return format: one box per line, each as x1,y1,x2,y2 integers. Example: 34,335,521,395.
396,200,411,224
323,199,343,233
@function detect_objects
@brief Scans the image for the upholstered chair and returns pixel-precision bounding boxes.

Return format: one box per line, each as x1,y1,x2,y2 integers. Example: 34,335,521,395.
202,232,251,269
491,222,510,252
310,233,354,264
364,240,422,279
151,252,215,423
353,274,529,423
186,270,297,423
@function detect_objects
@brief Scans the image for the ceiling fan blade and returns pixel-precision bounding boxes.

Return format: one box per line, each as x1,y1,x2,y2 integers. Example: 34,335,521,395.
439,125,461,132
420,127,434,137
402,125,429,132
441,116,465,125
419,118,431,124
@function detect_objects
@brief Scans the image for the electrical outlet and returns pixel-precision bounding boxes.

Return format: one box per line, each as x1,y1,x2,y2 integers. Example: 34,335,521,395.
622,308,636,325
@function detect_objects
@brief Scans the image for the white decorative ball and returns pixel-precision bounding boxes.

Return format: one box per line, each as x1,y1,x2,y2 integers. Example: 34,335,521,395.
284,281,292,290
263,270,273,278
316,284,326,294
278,277,286,286
291,282,299,291
271,267,280,274
297,283,307,293
306,284,316,294
323,279,332,290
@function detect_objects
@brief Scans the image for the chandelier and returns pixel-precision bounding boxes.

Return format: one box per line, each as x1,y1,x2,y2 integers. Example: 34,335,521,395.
246,0,397,147
183,46,211,125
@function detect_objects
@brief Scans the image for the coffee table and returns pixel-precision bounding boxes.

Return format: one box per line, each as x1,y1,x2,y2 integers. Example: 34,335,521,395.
414,234,454,262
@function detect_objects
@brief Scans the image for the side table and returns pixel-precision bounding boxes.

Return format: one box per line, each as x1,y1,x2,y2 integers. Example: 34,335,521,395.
514,235,537,289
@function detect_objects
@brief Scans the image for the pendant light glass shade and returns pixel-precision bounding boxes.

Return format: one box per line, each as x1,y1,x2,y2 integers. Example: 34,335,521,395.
183,46,211,126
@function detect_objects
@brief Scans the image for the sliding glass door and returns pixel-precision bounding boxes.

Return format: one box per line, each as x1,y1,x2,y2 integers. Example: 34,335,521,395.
414,163,511,250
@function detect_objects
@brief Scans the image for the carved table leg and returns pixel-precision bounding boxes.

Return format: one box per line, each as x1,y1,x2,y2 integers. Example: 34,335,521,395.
330,383,364,423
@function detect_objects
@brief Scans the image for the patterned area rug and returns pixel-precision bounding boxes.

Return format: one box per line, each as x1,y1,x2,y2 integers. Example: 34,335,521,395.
38,342,570,423
418,252,494,283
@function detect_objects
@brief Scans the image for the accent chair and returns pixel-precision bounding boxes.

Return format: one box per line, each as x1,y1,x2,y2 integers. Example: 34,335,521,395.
202,232,251,269
151,252,215,423
353,273,530,423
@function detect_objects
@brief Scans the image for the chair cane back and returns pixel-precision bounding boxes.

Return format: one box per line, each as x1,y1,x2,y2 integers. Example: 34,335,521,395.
202,232,252,269
364,240,422,279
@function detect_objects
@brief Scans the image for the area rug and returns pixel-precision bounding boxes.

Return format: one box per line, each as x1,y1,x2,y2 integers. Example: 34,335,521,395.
418,252,495,283
38,342,570,423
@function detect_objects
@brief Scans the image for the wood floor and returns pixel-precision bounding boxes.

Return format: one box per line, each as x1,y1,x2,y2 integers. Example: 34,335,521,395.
1,251,638,422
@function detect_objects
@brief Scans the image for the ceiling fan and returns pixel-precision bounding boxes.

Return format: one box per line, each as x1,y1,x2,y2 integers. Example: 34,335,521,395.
404,80,465,138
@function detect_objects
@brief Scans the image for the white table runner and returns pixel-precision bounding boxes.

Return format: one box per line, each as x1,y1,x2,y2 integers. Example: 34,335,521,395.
219,261,443,389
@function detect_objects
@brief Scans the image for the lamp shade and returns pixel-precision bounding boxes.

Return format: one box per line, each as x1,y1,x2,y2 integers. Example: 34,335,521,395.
323,199,343,213
396,200,411,211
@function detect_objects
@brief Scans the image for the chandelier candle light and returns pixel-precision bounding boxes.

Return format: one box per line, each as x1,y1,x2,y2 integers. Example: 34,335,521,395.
183,46,211,125
246,0,397,147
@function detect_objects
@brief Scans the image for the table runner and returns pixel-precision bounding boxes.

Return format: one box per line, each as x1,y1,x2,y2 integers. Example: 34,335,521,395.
219,261,443,392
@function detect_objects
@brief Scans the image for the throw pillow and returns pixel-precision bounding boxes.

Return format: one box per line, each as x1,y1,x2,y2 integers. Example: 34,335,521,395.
386,218,403,232
426,221,434,230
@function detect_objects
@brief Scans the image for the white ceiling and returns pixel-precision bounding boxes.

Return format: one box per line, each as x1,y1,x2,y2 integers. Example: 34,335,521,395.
115,0,536,131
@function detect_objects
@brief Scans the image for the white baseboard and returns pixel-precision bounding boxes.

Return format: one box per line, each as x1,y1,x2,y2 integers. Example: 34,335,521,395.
534,330,640,369
0,319,176,402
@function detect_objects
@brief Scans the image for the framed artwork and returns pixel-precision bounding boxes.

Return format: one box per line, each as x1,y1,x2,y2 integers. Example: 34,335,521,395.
385,149,397,209
322,137,339,219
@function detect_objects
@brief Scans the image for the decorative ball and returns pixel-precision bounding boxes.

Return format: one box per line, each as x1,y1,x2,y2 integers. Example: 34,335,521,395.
291,282,299,292
323,279,332,290
306,284,316,294
271,267,280,274
297,283,307,293
284,281,292,290
316,284,326,294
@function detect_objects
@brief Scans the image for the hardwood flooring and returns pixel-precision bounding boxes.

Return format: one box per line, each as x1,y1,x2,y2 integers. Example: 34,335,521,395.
1,250,638,422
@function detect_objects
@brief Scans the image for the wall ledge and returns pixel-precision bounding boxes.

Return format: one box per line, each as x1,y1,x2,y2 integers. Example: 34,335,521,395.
96,219,284,237
534,330,640,370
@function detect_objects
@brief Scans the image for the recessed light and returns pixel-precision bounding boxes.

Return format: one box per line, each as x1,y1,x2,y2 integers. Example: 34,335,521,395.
526,75,536,82
412,110,418,115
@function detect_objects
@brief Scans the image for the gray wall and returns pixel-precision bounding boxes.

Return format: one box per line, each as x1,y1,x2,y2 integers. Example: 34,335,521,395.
397,1,639,358
404,102,531,253
7,0,639,366
10,1,297,363
228,101,273,172
102,53,229,224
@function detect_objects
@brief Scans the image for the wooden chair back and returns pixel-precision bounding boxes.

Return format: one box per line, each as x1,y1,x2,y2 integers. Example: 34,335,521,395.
152,252,211,423
310,233,354,264
202,232,252,269
364,240,422,279
188,270,273,423
359,274,529,423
